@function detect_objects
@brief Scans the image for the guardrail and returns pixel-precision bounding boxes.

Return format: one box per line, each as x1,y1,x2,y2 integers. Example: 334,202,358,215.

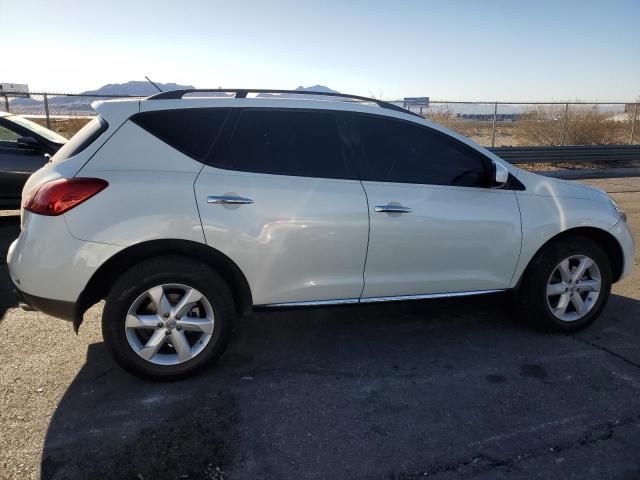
489,145,640,164
489,145,640,179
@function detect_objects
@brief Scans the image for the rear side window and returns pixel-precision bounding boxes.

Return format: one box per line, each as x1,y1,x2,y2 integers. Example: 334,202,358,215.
132,108,230,161
356,115,488,187
52,116,108,163
214,109,350,179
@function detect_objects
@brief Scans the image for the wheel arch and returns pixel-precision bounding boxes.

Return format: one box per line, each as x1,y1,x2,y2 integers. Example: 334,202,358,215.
515,226,624,289
73,239,253,332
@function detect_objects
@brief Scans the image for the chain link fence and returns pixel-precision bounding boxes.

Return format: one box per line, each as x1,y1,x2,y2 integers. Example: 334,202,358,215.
400,101,639,147
2,92,141,139
2,92,638,146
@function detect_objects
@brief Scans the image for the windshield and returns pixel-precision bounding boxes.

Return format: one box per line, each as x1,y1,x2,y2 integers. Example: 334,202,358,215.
51,116,108,163
5,114,68,144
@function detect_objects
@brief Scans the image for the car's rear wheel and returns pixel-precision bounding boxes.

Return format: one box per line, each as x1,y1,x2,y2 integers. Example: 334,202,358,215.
102,256,234,380
518,236,612,332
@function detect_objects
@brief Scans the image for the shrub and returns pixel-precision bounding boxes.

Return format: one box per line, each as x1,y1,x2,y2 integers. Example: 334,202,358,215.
423,108,475,137
516,105,623,146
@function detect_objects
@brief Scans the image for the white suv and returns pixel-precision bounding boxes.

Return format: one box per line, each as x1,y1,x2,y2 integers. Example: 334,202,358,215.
7,89,634,379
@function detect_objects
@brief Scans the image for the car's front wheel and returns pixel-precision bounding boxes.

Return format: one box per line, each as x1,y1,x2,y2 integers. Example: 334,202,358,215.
102,256,234,380
518,236,612,332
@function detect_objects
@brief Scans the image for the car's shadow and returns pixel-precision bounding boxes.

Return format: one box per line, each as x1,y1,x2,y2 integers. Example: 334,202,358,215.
39,291,640,479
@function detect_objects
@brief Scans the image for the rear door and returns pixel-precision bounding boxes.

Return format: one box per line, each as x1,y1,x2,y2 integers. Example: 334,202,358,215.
352,113,522,299
195,108,369,306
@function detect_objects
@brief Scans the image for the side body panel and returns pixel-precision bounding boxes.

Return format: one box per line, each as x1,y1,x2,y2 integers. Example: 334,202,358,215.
609,219,635,281
7,212,123,302
507,169,623,287
511,192,620,287
19,100,140,207
67,121,205,246
195,167,369,305
362,182,522,297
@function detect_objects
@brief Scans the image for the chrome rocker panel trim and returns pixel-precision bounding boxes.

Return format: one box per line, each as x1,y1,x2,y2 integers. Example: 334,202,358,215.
260,289,506,308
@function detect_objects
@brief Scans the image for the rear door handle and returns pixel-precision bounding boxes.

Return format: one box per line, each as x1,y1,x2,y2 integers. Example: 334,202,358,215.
207,195,254,205
374,205,413,213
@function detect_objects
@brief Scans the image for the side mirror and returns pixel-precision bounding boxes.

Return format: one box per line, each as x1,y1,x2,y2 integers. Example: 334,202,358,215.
491,160,509,188
17,136,42,151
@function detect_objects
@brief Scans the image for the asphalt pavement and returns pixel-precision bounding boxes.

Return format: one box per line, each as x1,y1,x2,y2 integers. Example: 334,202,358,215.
1,178,640,479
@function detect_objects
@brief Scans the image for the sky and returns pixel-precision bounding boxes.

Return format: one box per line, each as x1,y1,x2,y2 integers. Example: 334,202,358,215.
3,0,639,101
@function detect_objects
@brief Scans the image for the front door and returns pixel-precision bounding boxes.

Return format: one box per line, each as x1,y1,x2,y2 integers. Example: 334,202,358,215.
352,113,522,299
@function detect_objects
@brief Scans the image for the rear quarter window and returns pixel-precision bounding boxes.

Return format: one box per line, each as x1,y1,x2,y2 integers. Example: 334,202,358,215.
52,116,108,163
131,108,230,162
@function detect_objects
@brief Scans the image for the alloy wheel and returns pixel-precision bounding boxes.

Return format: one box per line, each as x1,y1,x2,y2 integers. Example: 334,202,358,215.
124,284,215,365
546,255,601,322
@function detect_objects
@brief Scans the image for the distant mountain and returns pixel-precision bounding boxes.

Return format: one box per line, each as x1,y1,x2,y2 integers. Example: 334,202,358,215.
8,81,194,115
255,84,341,100
294,85,340,94
81,80,194,97
80,82,338,96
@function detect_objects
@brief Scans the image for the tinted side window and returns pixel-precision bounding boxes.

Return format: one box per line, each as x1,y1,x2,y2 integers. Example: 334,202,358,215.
0,124,21,144
52,116,108,163
356,115,488,187
216,110,349,179
132,108,230,161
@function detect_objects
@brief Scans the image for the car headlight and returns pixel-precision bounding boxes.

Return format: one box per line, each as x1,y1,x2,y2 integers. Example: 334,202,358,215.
610,197,627,222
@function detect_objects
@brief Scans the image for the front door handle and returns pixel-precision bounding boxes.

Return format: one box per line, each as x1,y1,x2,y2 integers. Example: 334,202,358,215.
374,205,413,213
207,195,254,205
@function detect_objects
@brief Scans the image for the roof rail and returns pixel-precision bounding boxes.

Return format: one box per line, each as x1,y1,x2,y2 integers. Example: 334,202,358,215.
146,88,423,118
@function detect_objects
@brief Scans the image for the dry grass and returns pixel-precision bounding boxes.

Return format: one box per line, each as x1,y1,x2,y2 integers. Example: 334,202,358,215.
28,117,92,139
516,105,626,146
423,108,475,137
423,112,521,147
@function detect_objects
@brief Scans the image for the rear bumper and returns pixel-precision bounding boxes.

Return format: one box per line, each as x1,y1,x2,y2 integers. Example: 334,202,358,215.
7,213,122,304
14,287,75,321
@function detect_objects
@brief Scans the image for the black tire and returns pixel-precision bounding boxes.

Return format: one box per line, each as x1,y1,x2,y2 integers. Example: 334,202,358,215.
102,255,235,380
517,236,612,332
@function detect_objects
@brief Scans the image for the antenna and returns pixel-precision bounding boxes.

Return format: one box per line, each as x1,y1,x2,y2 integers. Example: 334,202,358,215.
144,76,163,93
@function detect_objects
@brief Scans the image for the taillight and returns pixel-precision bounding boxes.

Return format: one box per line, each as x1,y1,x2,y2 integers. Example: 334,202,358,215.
23,178,108,216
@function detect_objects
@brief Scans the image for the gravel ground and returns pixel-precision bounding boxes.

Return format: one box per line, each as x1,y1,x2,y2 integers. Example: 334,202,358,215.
1,178,640,479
